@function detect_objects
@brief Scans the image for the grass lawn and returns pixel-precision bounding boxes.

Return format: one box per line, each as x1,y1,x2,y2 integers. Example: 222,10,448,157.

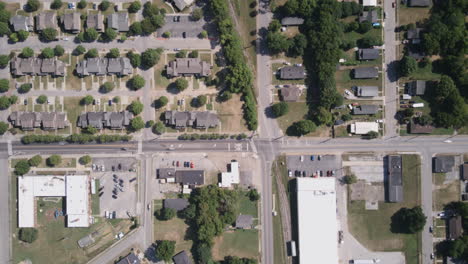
63,97,85,133
212,230,259,261
276,102,308,134
407,63,441,81
347,154,421,264
152,0,174,13
230,0,257,73
215,94,249,133
272,176,287,264
238,193,258,218
335,69,382,95
398,6,430,26
433,173,460,211
92,179,100,215
344,28,382,46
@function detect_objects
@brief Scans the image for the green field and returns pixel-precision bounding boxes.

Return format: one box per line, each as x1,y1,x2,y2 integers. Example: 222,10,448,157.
275,102,309,134
213,230,259,261
348,154,422,264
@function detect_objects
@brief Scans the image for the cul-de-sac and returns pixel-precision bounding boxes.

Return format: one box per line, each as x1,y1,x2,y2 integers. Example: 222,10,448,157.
0,0,466,264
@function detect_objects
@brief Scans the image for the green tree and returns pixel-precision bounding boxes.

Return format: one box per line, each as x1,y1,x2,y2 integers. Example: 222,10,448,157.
194,95,207,107
15,160,31,175
288,33,307,57
128,75,145,90
128,22,142,36
36,95,47,104
357,35,382,48
158,207,176,220
0,8,11,23
129,100,144,115
268,19,281,32
28,155,42,167
46,154,62,167
100,82,114,93
8,33,18,43
0,79,9,93
154,96,168,108
152,122,165,134
146,120,155,128
288,120,316,136
21,47,34,58
266,32,289,54
128,1,141,13
391,206,427,234
0,96,11,110
417,115,432,125
140,18,156,35
219,91,232,102
175,50,187,58
248,189,260,201
341,113,352,121
189,50,199,58
54,45,64,57
174,78,188,92
26,0,40,12
162,31,171,38
192,8,203,21
343,174,357,184
81,95,94,105
271,102,289,117
358,21,372,33
155,240,175,262
0,22,9,36
113,96,121,103
106,48,120,58
200,30,208,38
79,155,92,165
17,30,29,41
130,116,145,131
0,55,9,68
85,48,99,59
103,28,117,42
127,51,141,68
40,28,58,42
74,45,86,55
41,47,54,59
141,48,163,68
99,0,110,11
0,121,8,135
50,0,63,9
9,95,18,105
399,56,417,77
77,0,87,9
83,125,98,134
84,28,99,42
19,228,38,243
315,107,333,125
367,131,379,139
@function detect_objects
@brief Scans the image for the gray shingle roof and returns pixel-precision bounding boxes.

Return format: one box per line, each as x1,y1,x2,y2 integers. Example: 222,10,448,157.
166,58,211,77
356,86,379,97
352,105,379,115
409,122,434,134
280,86,301,102
35,12,57,31
358,49,380,60
9,111,69,130
10,15,33,32
408,80,426,95
279,66,305,80
353,67,378,79
164,199,189,211
407,28,422,40
107,12,129,32
281,17,304,26
175,170,204,185
433,156,455,173
76,57,131,76
86,13,104,32
359,10,378,23
173,251,193,264
61,12,81,32
409,0,431,7
11,57,65,77
116,253,140,264
172,0,194,11
77,111,133,129
164,111,219,129
448,216,462,240
235,214,253,229
387,155,403,202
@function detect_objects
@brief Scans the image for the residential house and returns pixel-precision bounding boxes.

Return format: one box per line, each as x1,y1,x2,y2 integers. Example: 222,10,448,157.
358,49,380,60
107,12,129,32
116,252,140,264
433,156,455,173
279,86,301,102
352,105,379,115
448,216,462,240
9,111,69,131
387,155,403,202
61,12,81,33
86,13,104,32
462,163,468,181
10,15,33,32
35,12,58,31
279,66,306,80
164,111,219,129
408,0,431,7
163,199,189,211
409,122,434,134
359,10,378,23
235,214,253,229
219,161,240,188
173,251,193,264
166,58,211,78
281,17,304,26
175,170,204,185
407,28,423,44
172,0,194,11
350,122,379,135
10,57,65,77
353,67,379,79
356,86,379,97
407,80,426,96
362,0,377,6
75,57,132,76
77,111,134,129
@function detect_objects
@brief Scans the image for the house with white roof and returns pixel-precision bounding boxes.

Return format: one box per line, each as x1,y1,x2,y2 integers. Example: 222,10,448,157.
219,161,240,188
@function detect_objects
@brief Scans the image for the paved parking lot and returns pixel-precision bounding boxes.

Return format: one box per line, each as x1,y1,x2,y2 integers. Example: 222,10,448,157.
97,171,137,219
286,154,342,178
157,15,207,38
93,157,138,173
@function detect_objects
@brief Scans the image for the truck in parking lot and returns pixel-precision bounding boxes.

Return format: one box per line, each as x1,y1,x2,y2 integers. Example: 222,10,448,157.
351,259,381,264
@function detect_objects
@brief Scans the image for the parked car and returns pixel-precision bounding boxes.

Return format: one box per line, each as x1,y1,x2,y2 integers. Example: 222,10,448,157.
302,171,306,177
190,162,194,168
392,2,396,8
288,170,292,177
429,226,433,233
311,155,315,161
318,155,321,161
176,161,180,167
300,156,304,162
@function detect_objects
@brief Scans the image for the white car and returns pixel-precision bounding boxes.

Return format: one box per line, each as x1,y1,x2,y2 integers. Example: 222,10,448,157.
283,62,291,65
300,156,304,162
344,89,351,95
63,37,69,41
295,63,303,67
174,48,181,51
438,212,446,218
288,170,292,177
375,119,384,123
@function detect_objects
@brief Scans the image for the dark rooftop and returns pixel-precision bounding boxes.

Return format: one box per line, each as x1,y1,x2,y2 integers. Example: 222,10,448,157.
358,49,380,60
353,67,379,79
352,105,379,115
409,0,431,7
433,156,455,173
235,214,253,229
281,17,304,26
387,155,403,203
409,122,434,134
115,253,140,264
448,216,462,240
173,251,193,264
462,164,468,181
175,170,205,185
359,10,378,23
164,199,189,211
279,66,305,80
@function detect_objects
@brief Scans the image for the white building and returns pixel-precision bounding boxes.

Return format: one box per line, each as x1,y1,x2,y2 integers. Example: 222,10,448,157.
18,174,90,228
362,0,377,6
350,122,379,135
296,178,338,264
219,161,240,188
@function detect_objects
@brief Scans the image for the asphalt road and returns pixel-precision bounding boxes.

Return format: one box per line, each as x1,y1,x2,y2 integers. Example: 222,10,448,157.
0,157,11,264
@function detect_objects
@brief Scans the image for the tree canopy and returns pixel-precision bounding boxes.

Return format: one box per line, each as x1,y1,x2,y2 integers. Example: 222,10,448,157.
28,155,42,167
15,160,31,175
19,228,38,243
0,79,9,93
391,206,426,234
79,155,92,165
0,121,8,135
271,102,289,117
174,78,188,92
40,28,58,42
46,154,62,167
288,120,316,136
128,75,145,90
130,116,145,131
141,48,163,68
155,240,175,262
129,100,144,115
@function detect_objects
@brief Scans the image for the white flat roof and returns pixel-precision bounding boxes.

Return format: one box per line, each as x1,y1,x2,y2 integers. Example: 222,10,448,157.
296,178,338,264
363,0,377,6
219,162,240,188
18,175,89,228
351,122,379,134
